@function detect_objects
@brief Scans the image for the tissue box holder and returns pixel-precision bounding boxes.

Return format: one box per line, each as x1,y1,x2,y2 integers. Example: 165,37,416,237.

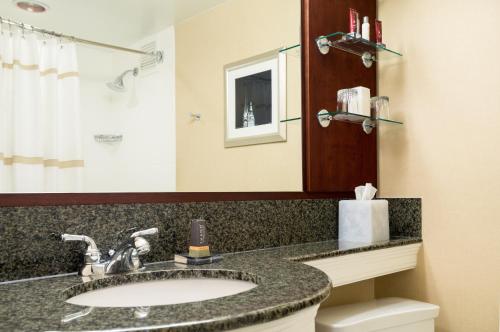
339,200,389,243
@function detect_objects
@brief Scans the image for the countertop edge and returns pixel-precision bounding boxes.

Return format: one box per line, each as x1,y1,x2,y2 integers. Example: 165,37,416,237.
1,238,420,332
147,283,332,332
289,238,423,263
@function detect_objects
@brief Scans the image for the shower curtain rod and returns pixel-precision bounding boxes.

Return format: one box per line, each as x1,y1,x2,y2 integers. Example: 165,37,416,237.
0,17,164,61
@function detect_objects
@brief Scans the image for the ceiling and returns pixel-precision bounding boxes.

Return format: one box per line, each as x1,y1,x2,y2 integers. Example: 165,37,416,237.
0,0,228,45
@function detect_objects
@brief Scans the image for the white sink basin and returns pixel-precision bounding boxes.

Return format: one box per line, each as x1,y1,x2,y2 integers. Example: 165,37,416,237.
66,278,257,308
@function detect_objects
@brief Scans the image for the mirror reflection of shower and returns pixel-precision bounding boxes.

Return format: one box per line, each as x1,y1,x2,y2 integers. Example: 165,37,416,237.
106,67,139,92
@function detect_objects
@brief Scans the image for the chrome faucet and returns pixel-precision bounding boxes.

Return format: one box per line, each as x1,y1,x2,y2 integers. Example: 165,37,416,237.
61,227,158,279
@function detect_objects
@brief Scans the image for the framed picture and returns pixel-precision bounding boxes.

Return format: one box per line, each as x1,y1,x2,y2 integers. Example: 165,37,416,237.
224,50,287,147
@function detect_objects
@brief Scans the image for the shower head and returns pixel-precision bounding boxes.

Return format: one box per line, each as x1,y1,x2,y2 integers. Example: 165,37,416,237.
106,67,138,92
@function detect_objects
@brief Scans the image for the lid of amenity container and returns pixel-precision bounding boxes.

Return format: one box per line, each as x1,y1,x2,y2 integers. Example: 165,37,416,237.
315,297,440,332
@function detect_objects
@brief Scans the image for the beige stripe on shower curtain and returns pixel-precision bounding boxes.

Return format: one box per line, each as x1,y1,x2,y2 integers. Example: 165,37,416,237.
0,33,84,192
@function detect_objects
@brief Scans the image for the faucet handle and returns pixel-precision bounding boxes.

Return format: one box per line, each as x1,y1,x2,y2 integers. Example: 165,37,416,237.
130,227,158,239
61,234,100,263
129,228,158,256
61,234,98,250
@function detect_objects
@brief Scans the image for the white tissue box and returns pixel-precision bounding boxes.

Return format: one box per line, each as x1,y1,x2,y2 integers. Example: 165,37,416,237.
339,200,389,244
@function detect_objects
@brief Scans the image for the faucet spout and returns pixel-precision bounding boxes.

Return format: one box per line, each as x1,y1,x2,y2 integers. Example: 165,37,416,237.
105,244,142,274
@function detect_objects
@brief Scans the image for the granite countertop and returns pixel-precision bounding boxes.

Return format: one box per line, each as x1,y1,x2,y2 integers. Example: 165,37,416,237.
0,237,421,332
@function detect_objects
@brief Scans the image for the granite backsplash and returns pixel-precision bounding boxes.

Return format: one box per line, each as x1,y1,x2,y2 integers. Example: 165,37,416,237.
0,198,421,281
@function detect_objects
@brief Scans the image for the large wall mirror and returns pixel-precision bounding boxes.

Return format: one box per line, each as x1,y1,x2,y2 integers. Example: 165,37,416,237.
0,0,302,194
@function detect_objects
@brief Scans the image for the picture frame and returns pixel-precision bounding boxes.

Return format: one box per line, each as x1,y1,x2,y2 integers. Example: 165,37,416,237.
224,49,287,148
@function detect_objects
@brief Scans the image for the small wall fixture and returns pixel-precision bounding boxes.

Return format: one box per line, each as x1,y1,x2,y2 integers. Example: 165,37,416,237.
189,113,201,121
94,134,123,143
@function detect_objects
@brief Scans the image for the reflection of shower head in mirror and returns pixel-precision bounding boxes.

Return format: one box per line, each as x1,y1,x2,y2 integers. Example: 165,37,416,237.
106,67,139,92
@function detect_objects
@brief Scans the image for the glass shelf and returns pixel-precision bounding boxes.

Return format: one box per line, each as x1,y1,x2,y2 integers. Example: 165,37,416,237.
318,109,402,134
280,44,300,53
280,112,402,124
278,33,401,56
318,32,402,56
324,110,403,125
280,116,302,123
316,32,402,67
279,44,301,57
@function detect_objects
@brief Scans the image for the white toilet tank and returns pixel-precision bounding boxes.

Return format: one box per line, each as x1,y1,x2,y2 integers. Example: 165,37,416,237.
316,297,440,332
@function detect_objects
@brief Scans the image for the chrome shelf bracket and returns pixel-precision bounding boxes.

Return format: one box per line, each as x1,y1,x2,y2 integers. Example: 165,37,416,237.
317,109,376,134
315,35,376,68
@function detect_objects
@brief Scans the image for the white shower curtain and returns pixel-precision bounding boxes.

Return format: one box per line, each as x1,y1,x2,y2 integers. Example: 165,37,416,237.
0,32,83,192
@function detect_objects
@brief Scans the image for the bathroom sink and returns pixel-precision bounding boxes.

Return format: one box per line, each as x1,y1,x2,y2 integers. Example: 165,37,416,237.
66,278,257,307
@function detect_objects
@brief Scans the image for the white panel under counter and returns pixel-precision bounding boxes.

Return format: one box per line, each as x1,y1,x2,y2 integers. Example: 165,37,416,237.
230,305,319,332
302,242,422,287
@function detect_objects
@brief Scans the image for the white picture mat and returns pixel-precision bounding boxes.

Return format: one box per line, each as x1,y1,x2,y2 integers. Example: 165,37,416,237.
224,50,287,147
226,58,278,139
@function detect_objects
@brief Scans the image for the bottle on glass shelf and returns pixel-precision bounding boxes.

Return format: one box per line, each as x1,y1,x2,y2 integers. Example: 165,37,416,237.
362,16,370,40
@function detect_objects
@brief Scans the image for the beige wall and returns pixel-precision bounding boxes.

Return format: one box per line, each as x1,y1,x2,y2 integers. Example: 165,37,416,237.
175,0,302,192
376,0,500,331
